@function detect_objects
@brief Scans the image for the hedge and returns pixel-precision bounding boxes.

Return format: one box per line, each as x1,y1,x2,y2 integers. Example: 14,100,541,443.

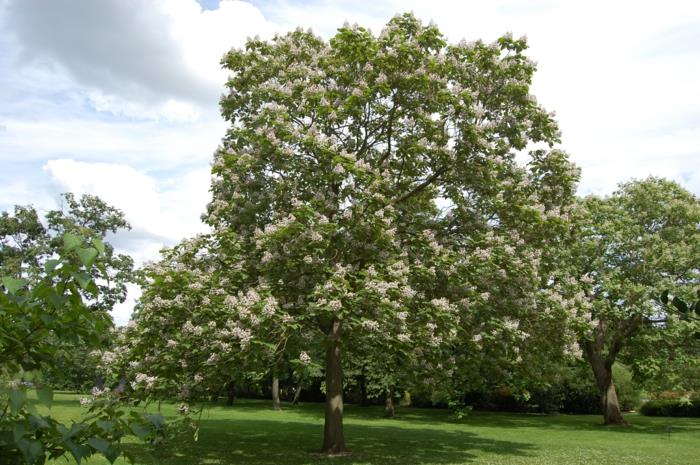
640,399,700,417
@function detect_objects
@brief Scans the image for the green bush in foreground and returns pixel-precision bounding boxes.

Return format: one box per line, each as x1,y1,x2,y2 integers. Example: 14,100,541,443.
640,398,700,417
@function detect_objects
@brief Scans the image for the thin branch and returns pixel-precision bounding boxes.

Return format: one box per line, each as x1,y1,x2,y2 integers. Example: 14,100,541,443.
393,167,447,204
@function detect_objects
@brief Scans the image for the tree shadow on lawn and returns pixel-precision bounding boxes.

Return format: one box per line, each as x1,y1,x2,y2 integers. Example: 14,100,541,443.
220,401,700,437
444,411,700,436
129,417,536,465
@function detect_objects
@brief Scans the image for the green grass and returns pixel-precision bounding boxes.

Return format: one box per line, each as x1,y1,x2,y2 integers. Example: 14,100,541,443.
42,393,700,465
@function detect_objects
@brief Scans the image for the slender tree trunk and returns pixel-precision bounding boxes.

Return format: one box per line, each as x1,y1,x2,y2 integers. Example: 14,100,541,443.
226,381,236,406
384,389,395,418
359,370,370,407
272,372,282,411
292,383,302,405
322,320,346,454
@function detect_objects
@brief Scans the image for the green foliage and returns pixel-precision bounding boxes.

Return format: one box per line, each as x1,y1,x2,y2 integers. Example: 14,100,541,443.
0,233,138,464
612,364,642,412
640,398,700,417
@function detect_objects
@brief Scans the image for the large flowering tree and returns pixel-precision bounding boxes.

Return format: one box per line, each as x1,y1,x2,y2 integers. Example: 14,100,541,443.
199,14,580,453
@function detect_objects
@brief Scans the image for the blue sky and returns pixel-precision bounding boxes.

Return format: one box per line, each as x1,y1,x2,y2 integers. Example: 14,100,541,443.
1,0,699,324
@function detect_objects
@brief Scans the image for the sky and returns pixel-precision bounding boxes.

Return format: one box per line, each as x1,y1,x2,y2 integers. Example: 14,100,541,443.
1,0,699,324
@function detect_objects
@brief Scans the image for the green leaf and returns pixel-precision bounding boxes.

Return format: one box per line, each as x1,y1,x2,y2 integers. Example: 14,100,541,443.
105,445,122,464
44,259,61,274
96,420,115,433
63,439,89,464
9,388,27,414
87,437,111,454
77,247,99,267
672,296,688,314
2,276,28,294
71,272,93,291
18,438,44,464
129,423,151,440
36,386,53,409
48,292,69,310
146,412,166,427
63,233,82,252
92,238,106,256
28,413,50,430
660,290,669,305
13,422,27,442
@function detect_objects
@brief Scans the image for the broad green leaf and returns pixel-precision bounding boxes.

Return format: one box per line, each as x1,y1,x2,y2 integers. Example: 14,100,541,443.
130,423,151,439
659,290,669,304
63,233,82,252
92,238,106,255
672,296,688,314
28,413,50,430
9,388,26,414
146,412,166,427
63,439,89,464
87,437,111,454
2,276,28,294
36,386,53,409
96,420,115,433
48,292,69,310
105,445,122,464
71,272,93,291
18,438,44,464
45,259,61,274
13,422,27,442
77,247,99,267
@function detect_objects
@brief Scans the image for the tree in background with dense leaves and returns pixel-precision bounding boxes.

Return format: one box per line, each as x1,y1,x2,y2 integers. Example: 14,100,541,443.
570,178,700,425
0,194,134,390
201,13,578,454
0,193,133,312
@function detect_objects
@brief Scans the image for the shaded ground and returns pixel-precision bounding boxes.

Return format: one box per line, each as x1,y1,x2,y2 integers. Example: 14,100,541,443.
44,394,700,465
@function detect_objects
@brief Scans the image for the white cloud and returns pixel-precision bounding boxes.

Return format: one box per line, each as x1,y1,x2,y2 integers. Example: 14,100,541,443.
111,283,142,326
43,159,210,263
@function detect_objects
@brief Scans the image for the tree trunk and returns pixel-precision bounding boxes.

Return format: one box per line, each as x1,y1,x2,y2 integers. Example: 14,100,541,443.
589,356,625,425
384,389,395,418
292,383,302,405
359,371,370,407
226,381,236,406
272,372,282,411
322,320,346,454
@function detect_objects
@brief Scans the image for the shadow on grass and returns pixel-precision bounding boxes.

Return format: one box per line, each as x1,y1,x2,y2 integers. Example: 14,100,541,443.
213,400,700,437
127,416,536,465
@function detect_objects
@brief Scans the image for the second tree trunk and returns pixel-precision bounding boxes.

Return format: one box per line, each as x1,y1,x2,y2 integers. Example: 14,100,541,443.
321,320,346,454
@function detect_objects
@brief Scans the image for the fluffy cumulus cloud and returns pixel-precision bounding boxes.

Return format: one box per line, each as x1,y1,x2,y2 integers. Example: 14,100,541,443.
1,0,699,324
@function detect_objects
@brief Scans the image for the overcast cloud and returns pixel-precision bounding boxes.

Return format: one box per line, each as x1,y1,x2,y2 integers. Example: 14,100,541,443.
1,0,698,324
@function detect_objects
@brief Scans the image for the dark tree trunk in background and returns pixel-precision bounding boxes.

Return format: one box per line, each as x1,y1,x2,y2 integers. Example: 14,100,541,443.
226,381,236,406
384,389,395,418
322,320,346,454
359,370,370,407
272,372,282,411
292,383,302,405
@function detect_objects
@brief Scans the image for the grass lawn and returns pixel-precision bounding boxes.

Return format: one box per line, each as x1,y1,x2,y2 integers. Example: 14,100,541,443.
40,392,699,465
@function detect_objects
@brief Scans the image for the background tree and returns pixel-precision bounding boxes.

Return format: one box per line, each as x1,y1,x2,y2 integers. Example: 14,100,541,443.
0,194,134,391
570,178,700,424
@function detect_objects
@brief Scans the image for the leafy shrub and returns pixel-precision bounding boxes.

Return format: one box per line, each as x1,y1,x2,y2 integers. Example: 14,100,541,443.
640,398,700,417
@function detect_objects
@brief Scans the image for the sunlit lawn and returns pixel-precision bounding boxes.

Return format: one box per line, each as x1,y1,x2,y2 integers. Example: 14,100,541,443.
41,392,700,465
